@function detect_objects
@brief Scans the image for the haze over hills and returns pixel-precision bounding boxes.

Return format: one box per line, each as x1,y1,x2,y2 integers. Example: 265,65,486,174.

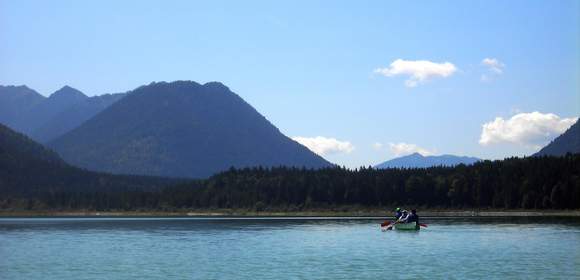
375,153,480,169
0,122,179,196
30,93,126,143
0,85,45,133
31,86,88,130
49,80,332,178
534,120,580,156
0,85,89,137
0,85,127,143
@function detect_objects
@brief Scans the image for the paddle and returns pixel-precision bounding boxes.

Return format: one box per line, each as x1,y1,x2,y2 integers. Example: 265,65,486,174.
382,219,426,229
380,221,395,231
380,220,400,231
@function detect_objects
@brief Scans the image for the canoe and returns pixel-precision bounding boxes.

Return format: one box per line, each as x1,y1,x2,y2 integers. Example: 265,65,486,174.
394,222,419,231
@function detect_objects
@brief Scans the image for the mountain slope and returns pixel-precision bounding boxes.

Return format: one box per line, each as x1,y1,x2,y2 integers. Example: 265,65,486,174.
32,86,88,126
0,122,65,166
31,93,126,143
50,81,332,178
0,85,89,136
0,122,178,196
534,120,580,156
375,153,480,169
0,85,45,133
0,85,126,143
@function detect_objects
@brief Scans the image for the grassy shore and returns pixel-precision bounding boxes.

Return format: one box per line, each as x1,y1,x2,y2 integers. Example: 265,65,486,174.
1,209,579,217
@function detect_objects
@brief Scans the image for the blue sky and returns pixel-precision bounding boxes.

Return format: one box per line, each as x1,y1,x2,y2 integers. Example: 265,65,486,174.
1,0,579,167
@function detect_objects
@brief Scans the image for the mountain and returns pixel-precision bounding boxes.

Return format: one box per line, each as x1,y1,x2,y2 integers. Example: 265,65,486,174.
0,84,127,143
30,93,126,143
0,85,88,136
49,81,332,178
0,121,65,166
534,120,580,156
0,85,45,133
33,86,88,122
0,122,178,196
375,153,480,169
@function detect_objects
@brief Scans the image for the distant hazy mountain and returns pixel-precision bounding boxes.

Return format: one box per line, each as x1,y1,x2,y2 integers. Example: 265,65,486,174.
0,122,177,195
31,93,126,143
375,153,480,169
32,86,88,127
534,120,579,156
0,85,45,133
0,84,127,143
50,81,332,178
0,85,88,136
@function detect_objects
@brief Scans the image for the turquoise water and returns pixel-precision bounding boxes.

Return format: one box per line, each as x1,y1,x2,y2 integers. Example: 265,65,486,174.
1,217,579,279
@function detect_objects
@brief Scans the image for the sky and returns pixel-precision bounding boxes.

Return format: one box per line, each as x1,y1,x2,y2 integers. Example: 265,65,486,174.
1,0,579,167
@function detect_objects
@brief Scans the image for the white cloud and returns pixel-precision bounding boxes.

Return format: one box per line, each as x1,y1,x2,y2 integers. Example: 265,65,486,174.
374,59,457,87
372,142,383,150
388,142,435,157
482,58,505,74
479,112,577,147
292,136,354,156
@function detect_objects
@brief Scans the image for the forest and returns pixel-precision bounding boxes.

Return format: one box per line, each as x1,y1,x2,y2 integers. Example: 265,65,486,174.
2,154,579,212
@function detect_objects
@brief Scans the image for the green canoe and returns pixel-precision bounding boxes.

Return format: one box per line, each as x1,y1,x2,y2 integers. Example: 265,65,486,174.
394,222,420,231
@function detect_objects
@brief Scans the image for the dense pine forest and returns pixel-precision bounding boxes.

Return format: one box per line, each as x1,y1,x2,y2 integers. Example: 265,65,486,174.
3,154,578,211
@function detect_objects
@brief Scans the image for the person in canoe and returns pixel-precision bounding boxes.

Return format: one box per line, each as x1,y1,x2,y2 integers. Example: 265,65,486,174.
381,208,403,229
399,209,418,223
398,210,409,222
407,209,419,224
382,209,425,230
394,207,402,221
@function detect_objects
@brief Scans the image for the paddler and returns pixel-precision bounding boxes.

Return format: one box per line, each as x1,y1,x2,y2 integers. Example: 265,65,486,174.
394,207,402,221
407,209,419,224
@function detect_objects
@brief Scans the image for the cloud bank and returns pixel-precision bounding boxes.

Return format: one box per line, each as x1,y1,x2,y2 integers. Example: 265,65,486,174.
479,112,577,147
388,142,435,157
374,59,457,87
292,136,354,156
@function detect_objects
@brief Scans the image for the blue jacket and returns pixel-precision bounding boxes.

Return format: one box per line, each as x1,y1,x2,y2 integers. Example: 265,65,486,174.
407,213,419,223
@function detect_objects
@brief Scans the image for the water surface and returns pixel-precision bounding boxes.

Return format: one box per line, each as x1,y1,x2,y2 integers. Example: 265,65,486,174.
1,217,579,279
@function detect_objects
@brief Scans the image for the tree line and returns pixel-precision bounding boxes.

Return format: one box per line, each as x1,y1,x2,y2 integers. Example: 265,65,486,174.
2,154,579,211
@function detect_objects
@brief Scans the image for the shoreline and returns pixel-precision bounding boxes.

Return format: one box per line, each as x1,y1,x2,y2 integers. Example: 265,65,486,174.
1,209,579,218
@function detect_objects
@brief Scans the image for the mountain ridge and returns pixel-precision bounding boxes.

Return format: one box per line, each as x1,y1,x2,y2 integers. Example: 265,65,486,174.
0,85,88,136
375,152,480,169
49,80,332,178
31,92,126,143
0,85,45,133
534,120,579,156
0,84,128,143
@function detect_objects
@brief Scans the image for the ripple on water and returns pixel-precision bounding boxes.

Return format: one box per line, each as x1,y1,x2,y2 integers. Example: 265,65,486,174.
0,217,579,279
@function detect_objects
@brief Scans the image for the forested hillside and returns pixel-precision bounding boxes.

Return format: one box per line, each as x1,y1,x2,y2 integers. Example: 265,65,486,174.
0,123,181,197
5,155,578,211
164,155,580,210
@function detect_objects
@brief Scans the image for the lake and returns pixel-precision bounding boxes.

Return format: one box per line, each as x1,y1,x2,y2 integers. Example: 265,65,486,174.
1,217,579,279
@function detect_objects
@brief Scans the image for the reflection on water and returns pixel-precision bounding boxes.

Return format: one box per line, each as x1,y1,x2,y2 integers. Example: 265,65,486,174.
1,217,579,279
